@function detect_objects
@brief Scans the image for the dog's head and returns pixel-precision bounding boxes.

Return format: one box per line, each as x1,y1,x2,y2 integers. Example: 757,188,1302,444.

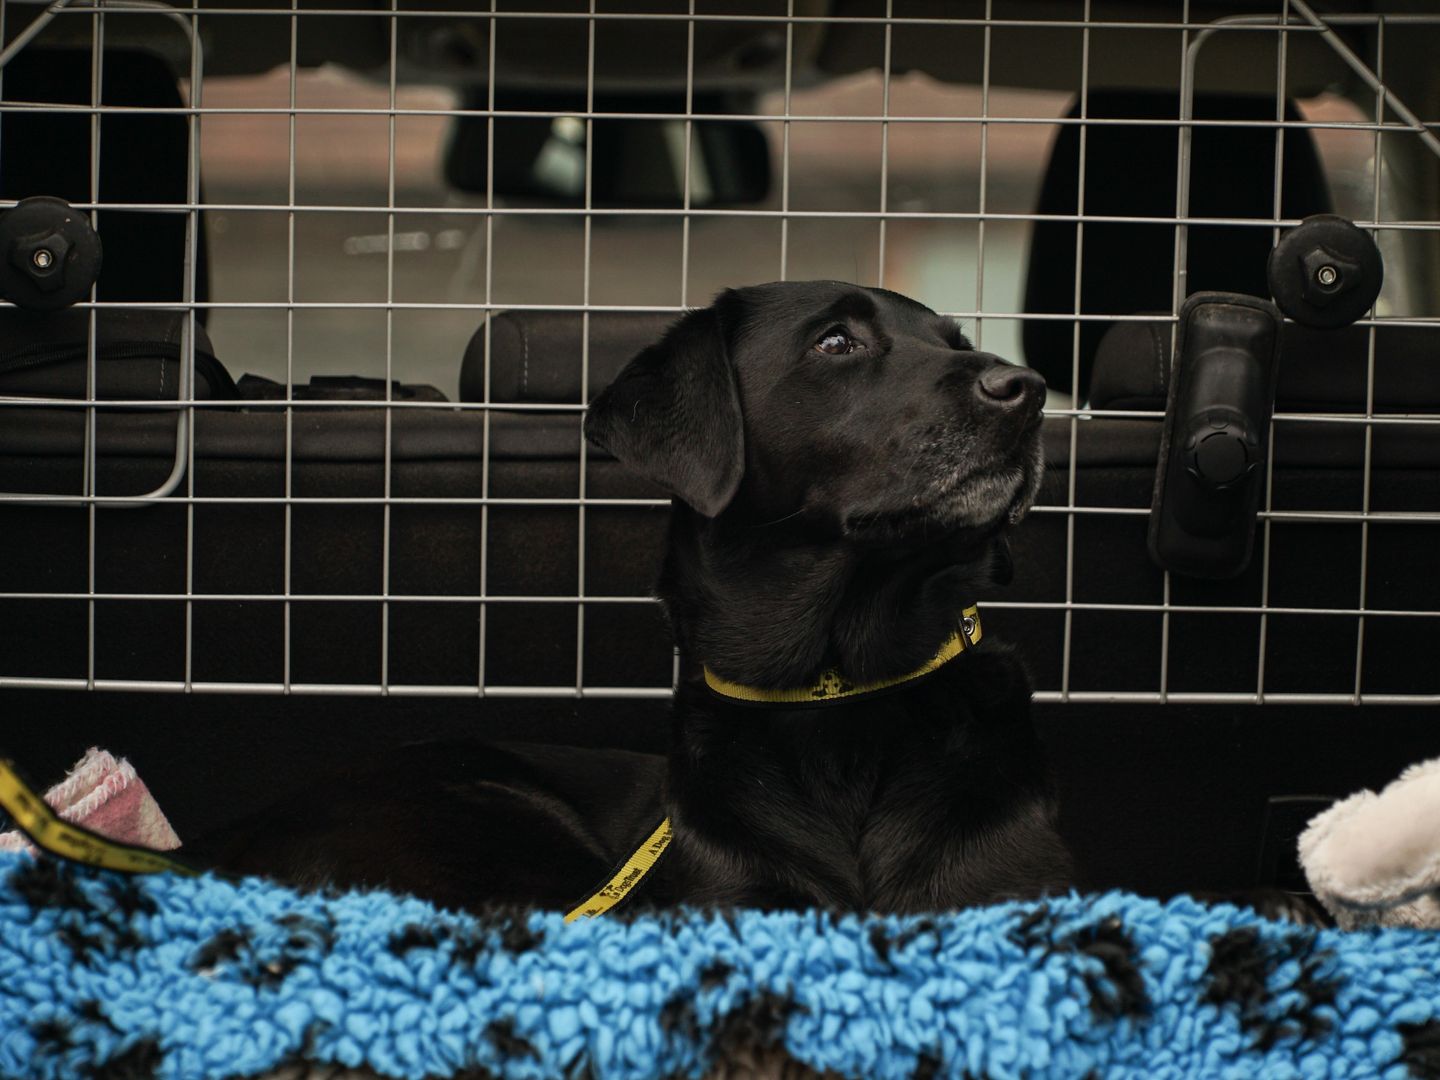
585,281,1046,546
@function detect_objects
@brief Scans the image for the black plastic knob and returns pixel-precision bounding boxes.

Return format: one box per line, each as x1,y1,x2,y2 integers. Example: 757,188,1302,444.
0,196,104,311
1266,214,1383,329
1183,408,1259,490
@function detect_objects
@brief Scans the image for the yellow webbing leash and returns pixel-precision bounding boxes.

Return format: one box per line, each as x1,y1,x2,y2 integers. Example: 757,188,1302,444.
704,605,982,705
2,754,667,915
0,758,197,876
563,816,672,923
2,755,666,917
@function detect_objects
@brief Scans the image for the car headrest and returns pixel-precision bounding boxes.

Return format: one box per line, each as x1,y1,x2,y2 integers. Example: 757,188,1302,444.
1023,91,1331,399
1090,317,1440,413
0,309,235,401
460,310,677,404
0,47,209,310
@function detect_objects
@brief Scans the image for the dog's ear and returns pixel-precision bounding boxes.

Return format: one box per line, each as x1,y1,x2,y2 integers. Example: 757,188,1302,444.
584,305,743,518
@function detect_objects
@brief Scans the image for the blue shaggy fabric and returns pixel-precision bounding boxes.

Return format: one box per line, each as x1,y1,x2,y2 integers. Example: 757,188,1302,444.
1,851,1438,1080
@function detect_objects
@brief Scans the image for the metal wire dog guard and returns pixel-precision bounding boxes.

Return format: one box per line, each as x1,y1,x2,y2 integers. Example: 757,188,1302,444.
0,1,1436,707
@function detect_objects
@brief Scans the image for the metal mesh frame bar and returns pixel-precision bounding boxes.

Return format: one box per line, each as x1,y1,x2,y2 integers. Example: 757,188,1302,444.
476,0,497,696
574,0,596,697
0,3,1435,704
8,8,1440,30
778,0,795,281
1058,0,1091,701
282,0,297,692
1247,0,1292,705
1353,15,1387,704
85,4,102,689
9,401,1440,427
3,108,1436,138
972,0,993,353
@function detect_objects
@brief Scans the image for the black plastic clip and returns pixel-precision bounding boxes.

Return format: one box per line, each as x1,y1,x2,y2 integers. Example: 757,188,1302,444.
1148,292,1283,579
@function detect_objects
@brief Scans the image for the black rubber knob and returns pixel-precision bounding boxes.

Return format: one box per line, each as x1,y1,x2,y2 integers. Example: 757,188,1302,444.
1183,408,1259,490
1266,214,1383,329
0,196,104,311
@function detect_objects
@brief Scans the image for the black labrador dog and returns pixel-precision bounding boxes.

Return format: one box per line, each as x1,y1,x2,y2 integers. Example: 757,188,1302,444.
196,281,1073,915
588,280,1069,911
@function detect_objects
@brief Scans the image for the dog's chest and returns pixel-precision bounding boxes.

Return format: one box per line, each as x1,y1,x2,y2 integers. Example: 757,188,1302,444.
672,688,988,907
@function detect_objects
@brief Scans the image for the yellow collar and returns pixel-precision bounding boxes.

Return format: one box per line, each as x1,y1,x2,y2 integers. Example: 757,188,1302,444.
703,605,982,705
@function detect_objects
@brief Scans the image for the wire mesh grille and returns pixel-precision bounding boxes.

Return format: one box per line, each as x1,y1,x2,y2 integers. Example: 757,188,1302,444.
0,1,1436,703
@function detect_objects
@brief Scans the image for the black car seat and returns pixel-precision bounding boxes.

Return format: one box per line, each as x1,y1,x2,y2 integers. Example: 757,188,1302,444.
1022,91,1331,398
460,310,678,690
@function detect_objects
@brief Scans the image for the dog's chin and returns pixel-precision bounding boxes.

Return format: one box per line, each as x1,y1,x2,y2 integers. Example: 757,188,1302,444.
842,464,1038,547
1003,461,1043,525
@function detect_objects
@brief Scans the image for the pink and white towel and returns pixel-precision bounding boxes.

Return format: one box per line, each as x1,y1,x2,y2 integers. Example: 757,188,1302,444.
0,747,180,856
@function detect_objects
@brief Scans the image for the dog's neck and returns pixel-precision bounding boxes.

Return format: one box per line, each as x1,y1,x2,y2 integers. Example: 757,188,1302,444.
658,505,997,689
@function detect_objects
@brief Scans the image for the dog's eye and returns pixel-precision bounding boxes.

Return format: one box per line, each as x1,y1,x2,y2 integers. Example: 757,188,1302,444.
815,327,860,355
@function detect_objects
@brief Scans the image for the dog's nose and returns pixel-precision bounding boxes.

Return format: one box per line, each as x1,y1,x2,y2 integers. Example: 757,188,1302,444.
976,363,1047,412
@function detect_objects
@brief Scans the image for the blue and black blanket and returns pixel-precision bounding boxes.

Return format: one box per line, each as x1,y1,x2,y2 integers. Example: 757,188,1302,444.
1,850,1437,1079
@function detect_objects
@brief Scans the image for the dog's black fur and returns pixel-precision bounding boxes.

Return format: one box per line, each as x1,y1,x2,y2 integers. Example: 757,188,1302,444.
587,281,1069,911
195,281,1073,914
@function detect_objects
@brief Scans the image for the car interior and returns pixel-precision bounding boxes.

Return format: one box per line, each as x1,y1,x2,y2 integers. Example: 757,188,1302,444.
2,0,1438,913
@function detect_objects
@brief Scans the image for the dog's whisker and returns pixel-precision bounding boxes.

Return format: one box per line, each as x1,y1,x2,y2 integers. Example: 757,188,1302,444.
751,507,806,530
